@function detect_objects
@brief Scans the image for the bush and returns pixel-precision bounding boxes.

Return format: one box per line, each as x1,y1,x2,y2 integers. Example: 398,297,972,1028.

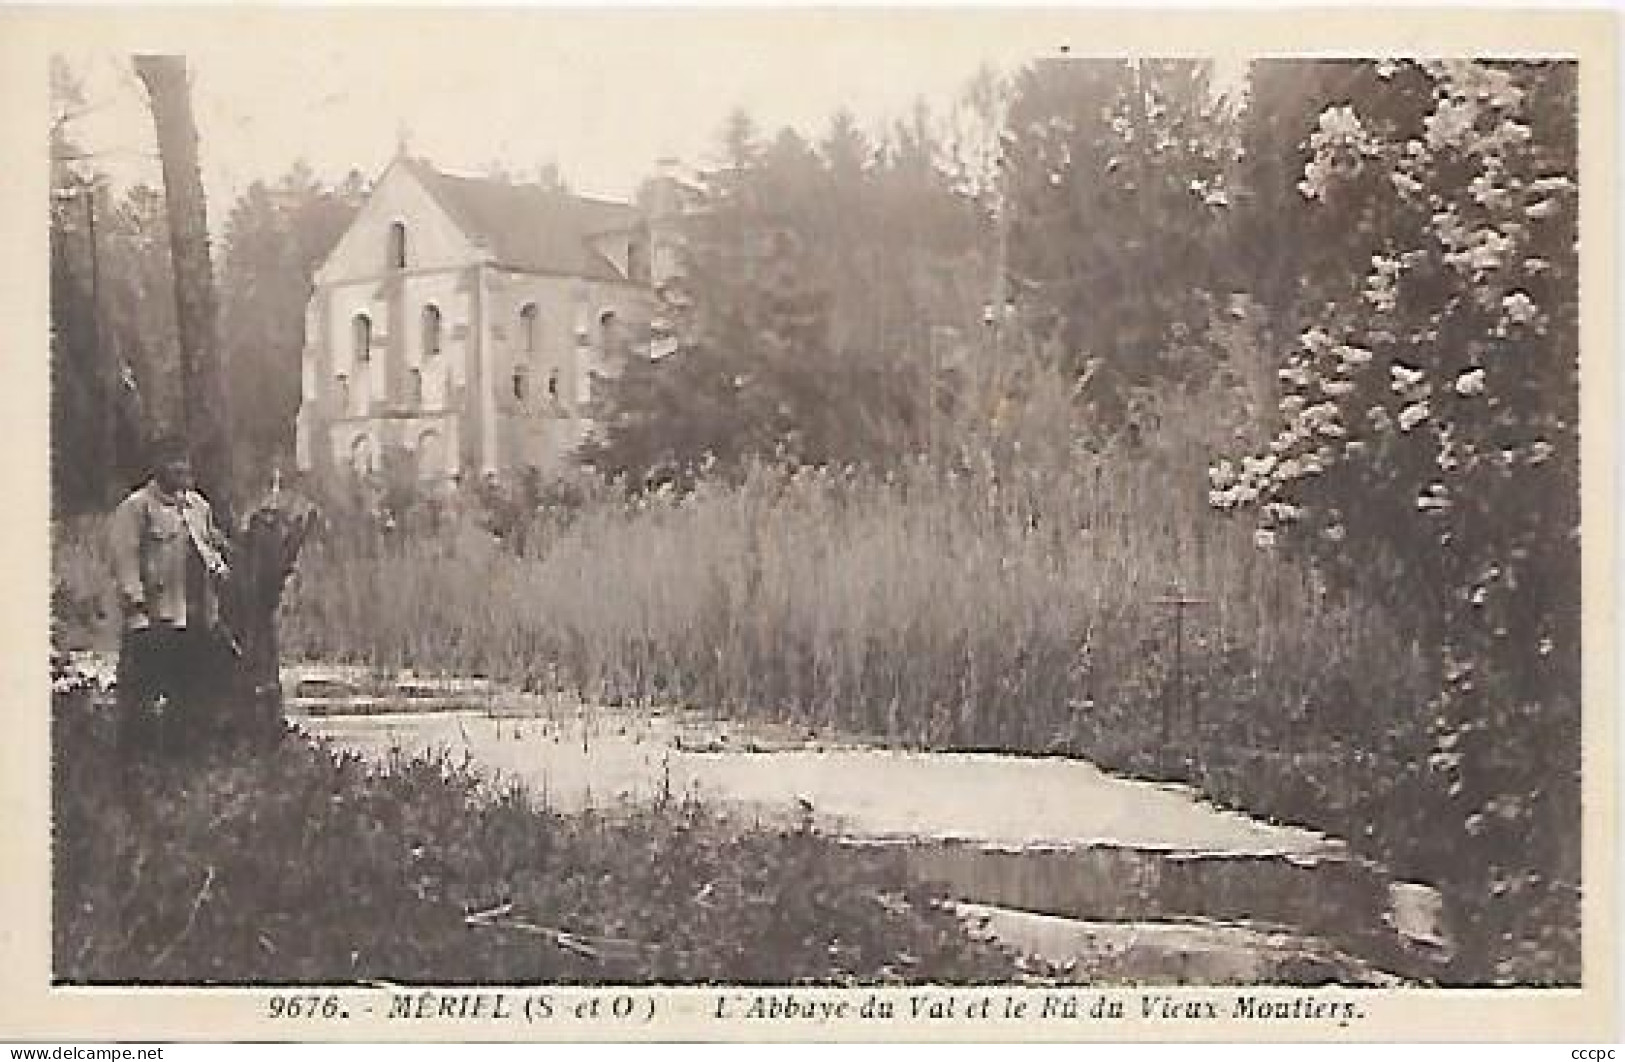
1213,60,1581,982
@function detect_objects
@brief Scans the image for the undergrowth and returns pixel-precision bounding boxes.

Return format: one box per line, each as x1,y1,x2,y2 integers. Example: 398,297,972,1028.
52,686,1033,986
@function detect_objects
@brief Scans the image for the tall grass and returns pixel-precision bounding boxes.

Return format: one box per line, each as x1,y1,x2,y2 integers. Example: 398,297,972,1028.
281,432,1433,870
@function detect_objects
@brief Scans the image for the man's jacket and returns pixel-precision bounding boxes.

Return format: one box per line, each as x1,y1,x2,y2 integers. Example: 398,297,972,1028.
108,481,230,631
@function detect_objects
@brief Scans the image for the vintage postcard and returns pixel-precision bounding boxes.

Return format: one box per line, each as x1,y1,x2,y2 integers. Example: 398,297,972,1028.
0,5,1616,1044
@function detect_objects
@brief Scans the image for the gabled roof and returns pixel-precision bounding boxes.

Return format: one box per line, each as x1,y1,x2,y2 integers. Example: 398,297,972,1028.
401,157,644,282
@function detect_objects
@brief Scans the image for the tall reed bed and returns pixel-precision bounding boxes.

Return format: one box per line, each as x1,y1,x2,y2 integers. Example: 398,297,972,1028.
282,448,1432,866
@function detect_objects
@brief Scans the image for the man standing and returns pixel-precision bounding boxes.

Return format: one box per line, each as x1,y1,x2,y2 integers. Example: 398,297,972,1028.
108,436,232,757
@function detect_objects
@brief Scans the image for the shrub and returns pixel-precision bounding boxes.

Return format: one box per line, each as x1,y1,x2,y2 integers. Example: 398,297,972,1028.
1213,61,1580,982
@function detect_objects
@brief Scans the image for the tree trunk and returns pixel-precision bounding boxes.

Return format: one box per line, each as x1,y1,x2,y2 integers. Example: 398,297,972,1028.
220,491,317,740
133,55,230,515
135,55,313,743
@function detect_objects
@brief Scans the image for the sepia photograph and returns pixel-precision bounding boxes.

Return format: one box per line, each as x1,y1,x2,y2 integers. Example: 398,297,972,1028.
2,5,1617,1045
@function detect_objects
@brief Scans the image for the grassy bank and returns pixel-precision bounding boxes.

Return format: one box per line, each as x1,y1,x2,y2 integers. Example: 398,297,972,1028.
52,683,1033,984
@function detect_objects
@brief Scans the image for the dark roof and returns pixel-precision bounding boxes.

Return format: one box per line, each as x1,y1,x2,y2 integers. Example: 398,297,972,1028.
403,158,644,282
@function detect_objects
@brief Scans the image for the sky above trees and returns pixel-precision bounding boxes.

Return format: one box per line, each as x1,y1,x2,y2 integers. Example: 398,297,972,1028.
54,11,1251,226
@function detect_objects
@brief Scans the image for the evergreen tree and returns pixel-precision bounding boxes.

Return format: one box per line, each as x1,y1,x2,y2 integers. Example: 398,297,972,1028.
584,109,957,482
1002,58,1236,425
50,59,147,513
218,163,365,491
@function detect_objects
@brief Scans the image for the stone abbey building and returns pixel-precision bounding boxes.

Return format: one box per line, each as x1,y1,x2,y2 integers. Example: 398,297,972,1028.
295,155,681,483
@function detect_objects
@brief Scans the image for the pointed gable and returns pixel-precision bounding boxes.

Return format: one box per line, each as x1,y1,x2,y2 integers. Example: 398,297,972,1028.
313,156,648,286
313,157,484,284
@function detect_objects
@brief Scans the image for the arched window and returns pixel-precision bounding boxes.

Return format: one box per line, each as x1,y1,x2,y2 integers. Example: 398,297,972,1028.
388,222,407,270
417,429,442,476
519,303,539,353
512,365,528,402
547,369,559,400
350,434,375,476
598,307,625,363
422,304,442,358
352,313,372,364
409,367,424,406
335,373,351,414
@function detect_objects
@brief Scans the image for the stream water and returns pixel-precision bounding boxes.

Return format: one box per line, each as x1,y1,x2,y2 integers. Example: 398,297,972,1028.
290,664,1417,985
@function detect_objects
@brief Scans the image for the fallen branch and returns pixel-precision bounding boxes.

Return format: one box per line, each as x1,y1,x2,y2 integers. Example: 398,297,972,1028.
151,865,215,970
463,907,650,964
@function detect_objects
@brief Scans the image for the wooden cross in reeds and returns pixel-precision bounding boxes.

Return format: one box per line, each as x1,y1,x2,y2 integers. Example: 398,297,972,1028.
1152,586,1211,777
